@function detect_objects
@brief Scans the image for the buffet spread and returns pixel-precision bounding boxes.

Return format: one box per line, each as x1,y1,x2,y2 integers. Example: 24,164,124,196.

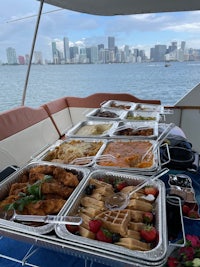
0,100,199,267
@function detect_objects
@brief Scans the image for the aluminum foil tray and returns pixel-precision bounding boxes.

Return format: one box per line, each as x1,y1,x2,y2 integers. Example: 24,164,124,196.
101,100,136,111
35,138,106,167
134,103,164,113
55,170,168,265
94,139,159,173
66,120,117,138
110,121,158,140
86,108,125,121
122,111,160,122
0,161,89,235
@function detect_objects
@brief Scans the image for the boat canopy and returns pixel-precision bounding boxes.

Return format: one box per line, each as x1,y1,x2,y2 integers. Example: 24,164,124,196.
38,0,200,15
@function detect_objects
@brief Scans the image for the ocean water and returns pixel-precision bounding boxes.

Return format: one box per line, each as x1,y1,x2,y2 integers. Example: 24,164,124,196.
1,61,200,112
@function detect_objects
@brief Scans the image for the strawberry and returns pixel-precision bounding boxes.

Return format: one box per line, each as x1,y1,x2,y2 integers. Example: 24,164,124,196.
115,180,128,191
182,204,190,216
187,210,199,219
143,212,153,223
96,228,112,243
140,225,157,243
144,186,158,197
66,224,79,234
89,219,102,233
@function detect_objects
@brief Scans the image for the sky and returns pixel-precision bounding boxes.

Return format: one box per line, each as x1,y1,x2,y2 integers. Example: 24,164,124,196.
1,0,200,62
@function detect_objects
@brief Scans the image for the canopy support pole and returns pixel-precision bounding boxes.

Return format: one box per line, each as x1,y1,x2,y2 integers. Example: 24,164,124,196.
21,0,44,106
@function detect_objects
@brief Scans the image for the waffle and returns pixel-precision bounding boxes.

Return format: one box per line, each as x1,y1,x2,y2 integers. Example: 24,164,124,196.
128,222,146,231
79,226,95,239
127,199,153,212
128,209,144,222
81,207,102,217
80,196,105,210
125,229,141,240
95,209,131,236
94,186,114,196
90,178,113,191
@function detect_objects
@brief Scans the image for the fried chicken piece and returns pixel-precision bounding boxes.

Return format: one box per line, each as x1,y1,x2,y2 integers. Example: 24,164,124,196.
0,195,20,210
41,183,74,199
28,172,46,184
9,182,28,196
53,167,79,187
24,199,66,215
29,165,55,175
19,173,29,183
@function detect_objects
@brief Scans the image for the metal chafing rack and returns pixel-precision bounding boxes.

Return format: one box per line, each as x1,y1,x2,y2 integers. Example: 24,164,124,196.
34,138,106,167
93,139,162,174
0,162,89,235
66,120,117,139
110,121,158,140
86,108,126,121
100,100,137,111
55,170,168,266
122,110,161,122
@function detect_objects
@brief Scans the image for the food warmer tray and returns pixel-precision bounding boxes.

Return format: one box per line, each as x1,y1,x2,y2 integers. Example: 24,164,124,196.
93,139,161,174
34,138,106,167
0,161,89,235
110,121,158,140
55,169,168,266
100,100,136,111
65,120,117,139
134,103,164,113
0,225,168,267
122,110,160,122
86,108,126,121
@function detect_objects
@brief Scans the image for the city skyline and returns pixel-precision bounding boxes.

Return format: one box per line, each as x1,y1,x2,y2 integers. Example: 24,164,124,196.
1,1,200,63
2,37,200,65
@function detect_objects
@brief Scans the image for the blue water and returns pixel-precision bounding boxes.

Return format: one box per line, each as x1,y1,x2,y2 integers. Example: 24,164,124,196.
1,61,200,112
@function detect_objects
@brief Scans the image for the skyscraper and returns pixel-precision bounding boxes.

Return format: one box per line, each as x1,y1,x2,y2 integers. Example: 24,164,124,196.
34,51,43,64
181,41,186,51
108,37,115,50
63,37,70,63
154,45,167,61
6,47,17,64
52,41,62,64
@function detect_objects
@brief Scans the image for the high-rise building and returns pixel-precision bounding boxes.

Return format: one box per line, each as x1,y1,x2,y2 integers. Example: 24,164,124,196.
18,56,25,65
25,54,30,65
154,45,167,61
98,44,104,51
6,47,17,65
150,47,155,61
34,51,43,64
52,41,62,64
181,41,186,51
108,37,115,50
70,46,79,63
87,46,98,63
168,42,177,53
63,37,70,63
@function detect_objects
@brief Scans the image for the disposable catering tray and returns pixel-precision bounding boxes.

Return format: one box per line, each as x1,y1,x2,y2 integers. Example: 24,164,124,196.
134,103,164,113
34,138,106,167
93,139,161,173
100,100,136,111
65,120,117,139
110,121,158,139
86,108,125,121
0,161,89,235
55,169,168,266
122,110,160,122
